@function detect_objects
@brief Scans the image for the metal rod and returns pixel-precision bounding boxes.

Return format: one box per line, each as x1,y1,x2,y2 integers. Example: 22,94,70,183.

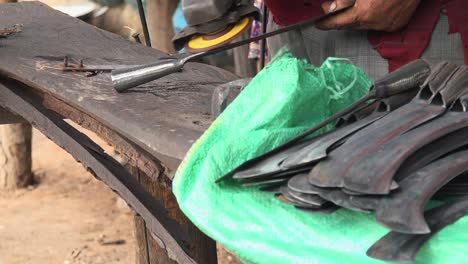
136,0,151,47
189,4,353,61
260,3,268,70
112,5,355,92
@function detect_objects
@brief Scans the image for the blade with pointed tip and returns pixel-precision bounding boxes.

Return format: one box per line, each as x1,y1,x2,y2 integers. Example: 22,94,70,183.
343,68,468,194
281,91,418,170
375,150,468,234
367,196,468,263
309,66,466,191
216,60,432,183
233,138,317,180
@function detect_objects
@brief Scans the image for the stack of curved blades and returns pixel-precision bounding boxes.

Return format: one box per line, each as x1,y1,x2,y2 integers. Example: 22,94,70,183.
221,62,468,263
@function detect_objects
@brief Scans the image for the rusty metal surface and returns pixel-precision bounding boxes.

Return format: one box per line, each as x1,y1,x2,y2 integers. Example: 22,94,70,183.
0,24,22,38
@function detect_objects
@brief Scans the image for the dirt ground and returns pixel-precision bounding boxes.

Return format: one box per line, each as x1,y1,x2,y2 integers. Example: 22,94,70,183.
0,128,136,264
1,1,240,263
0,126,240,264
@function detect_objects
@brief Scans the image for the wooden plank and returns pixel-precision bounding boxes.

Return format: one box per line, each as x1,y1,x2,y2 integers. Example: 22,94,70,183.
0,79,196,264
0,107,25,124
0,2,237,163
137,168,217,264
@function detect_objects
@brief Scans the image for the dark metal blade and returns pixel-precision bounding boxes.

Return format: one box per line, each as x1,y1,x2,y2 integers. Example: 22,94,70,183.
280,112,385,169
343,110,468,195
278,186,322,209
367,196,468,263
233,138,318,180
396,128,468,180
309,100,446,189
288,174,378,213
286,188,329,207
241,177,289,187
217,60,431,184
309,65,463,189
375,150,468,234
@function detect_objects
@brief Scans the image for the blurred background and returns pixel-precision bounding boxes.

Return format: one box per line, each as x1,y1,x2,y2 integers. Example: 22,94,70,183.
0,0,257,263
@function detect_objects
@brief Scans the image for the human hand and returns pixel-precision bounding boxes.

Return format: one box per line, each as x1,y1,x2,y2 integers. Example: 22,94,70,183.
316,0,421,32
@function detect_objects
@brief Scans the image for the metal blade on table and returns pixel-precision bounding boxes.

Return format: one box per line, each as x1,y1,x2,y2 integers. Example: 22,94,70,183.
288,174,379,213
309,65,465,190
286,187,329,207
216,60,432,184
232,138,320,180
375,149,468,234
343,76,468,195
277,187,323,209
367,196,468,263
241,177,289,188
395,129,468,181
281,91,418,170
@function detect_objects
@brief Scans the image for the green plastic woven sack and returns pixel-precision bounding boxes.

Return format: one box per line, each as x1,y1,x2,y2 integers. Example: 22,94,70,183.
173,53,468,264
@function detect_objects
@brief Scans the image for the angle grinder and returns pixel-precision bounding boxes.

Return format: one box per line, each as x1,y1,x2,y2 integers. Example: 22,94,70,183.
112,2,355,92
172,0,261,52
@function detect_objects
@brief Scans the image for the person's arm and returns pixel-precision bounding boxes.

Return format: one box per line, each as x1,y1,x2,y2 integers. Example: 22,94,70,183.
317,0,421,32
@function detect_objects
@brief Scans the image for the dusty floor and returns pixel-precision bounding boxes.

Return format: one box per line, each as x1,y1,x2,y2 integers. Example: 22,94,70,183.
0,128,136,264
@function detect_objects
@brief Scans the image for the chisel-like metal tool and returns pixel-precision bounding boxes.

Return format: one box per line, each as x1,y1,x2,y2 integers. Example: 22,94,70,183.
111,5,355,92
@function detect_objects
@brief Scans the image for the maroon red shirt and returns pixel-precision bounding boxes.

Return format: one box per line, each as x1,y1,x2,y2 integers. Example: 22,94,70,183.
264,0,468,71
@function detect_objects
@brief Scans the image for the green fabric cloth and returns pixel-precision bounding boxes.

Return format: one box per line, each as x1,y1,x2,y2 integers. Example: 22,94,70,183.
173,52,468,264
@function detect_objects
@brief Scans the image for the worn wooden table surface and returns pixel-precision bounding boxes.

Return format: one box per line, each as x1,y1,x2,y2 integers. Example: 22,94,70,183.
0,1,236,167
0,2,239,263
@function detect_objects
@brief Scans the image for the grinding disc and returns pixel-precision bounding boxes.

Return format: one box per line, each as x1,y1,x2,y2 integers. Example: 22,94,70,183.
184,17,252,52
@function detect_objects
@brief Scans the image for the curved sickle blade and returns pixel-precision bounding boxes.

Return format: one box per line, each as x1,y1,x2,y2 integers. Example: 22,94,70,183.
217,60,432,183
279,186,322,209
281,91,417,170
232,138,317,180
310,67,467,191
344,110,468,195
367,197,468,263
309,101,445,189
375,150,468,234
396,128,468,180
288,174,379,213
281,112,385,169
286,188,329,207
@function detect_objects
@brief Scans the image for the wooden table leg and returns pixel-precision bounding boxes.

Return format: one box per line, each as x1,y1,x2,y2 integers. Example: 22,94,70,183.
129,166,217,264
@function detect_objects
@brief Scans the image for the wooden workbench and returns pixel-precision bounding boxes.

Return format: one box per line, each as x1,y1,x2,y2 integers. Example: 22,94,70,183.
0,2,237,263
